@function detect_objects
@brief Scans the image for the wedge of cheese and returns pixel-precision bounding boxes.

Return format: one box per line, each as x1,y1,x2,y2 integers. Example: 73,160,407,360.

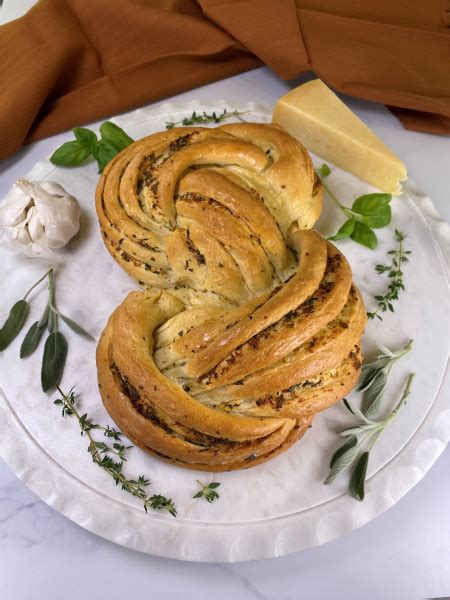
272,79,407,195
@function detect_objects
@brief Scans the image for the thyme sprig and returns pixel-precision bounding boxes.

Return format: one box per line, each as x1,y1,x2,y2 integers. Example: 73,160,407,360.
367,229,411,320
165,109,248,130
193,480,221,503
54,387,177,516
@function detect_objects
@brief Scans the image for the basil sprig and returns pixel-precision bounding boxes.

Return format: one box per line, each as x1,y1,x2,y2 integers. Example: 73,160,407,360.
50,121,134,173
317,163,393,249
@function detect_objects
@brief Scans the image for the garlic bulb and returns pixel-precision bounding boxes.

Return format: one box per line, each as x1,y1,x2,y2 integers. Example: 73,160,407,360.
0,179,81,257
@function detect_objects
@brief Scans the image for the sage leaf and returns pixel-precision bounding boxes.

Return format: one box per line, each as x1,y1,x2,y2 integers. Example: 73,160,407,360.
48,309,57,333
362,369,388,417
0,300,29,351
50,141,91,167
41,331,68,392
99,121,134,152
352,193,391,214
348,451,369,501
362,206,391,229
350,221,377,249
324,438,360,484
329,434,357,468
328,219,355,241
73,127,98,153
96,140,117,173
60,313,95,341
357,365,380,391
20,320,46,358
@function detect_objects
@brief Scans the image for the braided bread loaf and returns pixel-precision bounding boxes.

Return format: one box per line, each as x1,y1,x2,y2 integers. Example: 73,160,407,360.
95,123,366,471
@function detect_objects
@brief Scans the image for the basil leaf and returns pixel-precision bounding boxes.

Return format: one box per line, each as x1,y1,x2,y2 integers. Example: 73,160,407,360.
0,300,29,351
208,482,221,489
352,193,391,215
20,319,46,358
96,140,117,173
348,451,369,501
41,331,68,392
73,127,98,153
328,219,355,241
317,163,331,177
60,313,95,341
329,434,357,469
324,439,360,484
50,141,91,167
362,369,388,417
100,121,134,152
362,206,391,229
350,222,377,249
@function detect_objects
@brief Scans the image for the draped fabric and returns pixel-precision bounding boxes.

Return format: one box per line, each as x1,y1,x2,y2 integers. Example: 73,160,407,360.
1,0,449,159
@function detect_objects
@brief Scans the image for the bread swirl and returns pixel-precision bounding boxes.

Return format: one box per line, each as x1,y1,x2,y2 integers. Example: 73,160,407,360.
96,123,365,471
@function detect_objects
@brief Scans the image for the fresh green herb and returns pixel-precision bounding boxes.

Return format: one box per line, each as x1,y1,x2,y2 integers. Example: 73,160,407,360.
357,339,413,417
348,452,369,502
50,121,134,173
317,163,331,177
316,164,392,249
41,331,68,392
165,109,248,130
325,372,415,500
0,268,52,351
193,480,221,503
1,268,94,391
49,141,92,168
20,311,48,358
54,387,177,517
367,229,411,320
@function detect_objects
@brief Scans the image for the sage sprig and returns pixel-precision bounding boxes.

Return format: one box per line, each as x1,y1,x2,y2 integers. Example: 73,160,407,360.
193,480,221,503
54,387,177,516
165,108,248,130
0,268,94,392
0,268,51,351
367,229,411,320
50,121,134,173
325,373,415,500
316,164,392,249
325,339,414,501
358,339,413,417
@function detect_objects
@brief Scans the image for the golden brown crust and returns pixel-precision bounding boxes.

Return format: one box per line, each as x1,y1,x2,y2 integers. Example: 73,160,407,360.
95,123,365,471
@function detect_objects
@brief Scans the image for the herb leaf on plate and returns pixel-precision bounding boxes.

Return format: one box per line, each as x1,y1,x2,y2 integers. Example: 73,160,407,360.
316,164,393,249
50,121,134,172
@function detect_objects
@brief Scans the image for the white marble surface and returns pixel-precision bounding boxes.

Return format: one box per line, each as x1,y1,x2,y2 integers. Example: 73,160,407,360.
1,3,450,596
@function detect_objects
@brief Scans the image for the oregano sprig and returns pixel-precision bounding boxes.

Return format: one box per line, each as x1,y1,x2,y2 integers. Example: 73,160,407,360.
50,121,134,173
367,229,411,320
54,387,177,517
316,163,392,249
165,108,248,129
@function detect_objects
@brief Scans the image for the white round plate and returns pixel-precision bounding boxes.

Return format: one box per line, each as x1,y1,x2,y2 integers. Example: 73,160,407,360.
0,102,449,562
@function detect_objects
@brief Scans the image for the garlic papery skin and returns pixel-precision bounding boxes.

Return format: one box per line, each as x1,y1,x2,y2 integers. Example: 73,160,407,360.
0,179,81,257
